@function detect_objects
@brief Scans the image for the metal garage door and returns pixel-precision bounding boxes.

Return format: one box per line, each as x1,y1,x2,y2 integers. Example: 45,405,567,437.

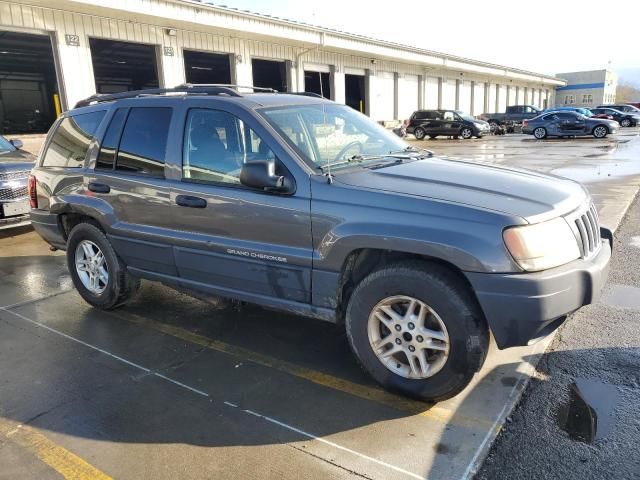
489,84,498,112
375,71,394,121
473,82,485,115
498,85,507,112
426,77,439,109
458,80,471,114
441,79,456,110
398,74,419,121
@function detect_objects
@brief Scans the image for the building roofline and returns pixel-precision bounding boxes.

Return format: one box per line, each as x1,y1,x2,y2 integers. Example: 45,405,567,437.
178,0,564,84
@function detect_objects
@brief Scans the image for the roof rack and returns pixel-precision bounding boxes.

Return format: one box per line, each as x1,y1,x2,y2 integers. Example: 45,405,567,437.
288,92,325,99
74,84,249,108
177,83,279,93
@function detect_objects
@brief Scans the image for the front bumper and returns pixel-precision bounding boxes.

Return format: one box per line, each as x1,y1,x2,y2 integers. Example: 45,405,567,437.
465,232,612,349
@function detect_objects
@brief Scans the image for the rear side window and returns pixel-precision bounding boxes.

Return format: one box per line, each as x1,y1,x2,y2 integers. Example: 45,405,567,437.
41,111,106,168
115,107,172,177
96,108,128,170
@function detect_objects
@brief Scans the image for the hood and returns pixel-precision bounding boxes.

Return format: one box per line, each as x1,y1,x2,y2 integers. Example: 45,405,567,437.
334,158,587,223
0,149,36,170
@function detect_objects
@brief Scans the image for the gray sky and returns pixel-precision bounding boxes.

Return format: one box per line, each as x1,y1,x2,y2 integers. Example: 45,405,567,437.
214,0,640,84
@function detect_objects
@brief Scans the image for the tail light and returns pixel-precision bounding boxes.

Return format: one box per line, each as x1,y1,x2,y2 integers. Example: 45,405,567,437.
27,174,37,209
522,120,529,128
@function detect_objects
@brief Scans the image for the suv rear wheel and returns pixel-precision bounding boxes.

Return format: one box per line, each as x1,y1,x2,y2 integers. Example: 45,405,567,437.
67,222,140,309
413,127,426,140
345,262,489,401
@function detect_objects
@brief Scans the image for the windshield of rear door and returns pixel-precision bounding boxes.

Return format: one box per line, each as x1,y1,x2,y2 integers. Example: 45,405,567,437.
0,136,16,153
259,103,408,170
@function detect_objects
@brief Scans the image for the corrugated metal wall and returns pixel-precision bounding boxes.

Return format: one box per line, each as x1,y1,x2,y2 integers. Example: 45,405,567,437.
0,0,559,121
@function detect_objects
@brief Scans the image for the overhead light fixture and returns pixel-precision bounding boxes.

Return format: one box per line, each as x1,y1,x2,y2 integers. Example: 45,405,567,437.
165,28,177,36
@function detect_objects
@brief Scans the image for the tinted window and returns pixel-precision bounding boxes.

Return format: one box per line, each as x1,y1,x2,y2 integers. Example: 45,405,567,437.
556,113,576,120
96,108,128,170
116,107,172,177
183,109,276,185
41,111,106,168
413,111,428,120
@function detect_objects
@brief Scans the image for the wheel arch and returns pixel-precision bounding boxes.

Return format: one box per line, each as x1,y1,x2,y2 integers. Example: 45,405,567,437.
333,248,487,329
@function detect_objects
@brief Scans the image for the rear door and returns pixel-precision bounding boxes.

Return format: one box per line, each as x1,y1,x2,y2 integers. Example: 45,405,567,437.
421,111,442,136
167,103,313,303
88,102,179,276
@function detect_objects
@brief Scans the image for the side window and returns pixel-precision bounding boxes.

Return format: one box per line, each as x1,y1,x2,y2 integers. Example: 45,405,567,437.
96,108,128,170
413,111,427,120
116,107,172,177
183,108,276,185
443,111,455,121
41,111,106,168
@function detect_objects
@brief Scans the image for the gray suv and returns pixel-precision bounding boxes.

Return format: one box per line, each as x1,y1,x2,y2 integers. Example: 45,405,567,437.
29,85,612,401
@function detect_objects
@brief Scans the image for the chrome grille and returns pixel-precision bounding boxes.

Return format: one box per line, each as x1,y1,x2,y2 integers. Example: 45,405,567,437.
573,204,601,258
0,170,29,182
0,185,27,201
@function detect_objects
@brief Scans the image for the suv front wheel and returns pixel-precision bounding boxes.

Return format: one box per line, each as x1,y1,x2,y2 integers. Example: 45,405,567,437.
67,222,140,309
345,262,489,401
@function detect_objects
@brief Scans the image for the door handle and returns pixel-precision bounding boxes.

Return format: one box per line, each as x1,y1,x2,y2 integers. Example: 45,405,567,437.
176,195,207,208
88,182,110,194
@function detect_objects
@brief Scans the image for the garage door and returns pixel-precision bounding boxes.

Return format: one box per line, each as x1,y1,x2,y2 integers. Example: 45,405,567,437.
375,71,394,122
0,31,61,134
498,85,507,112
458,80,471,114
425,77,439,109
398,74,419,121
473,83,485,115
441,79,456,110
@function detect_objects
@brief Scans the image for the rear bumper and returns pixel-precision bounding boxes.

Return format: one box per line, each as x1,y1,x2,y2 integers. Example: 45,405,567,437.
29,209,66,249
0,213,30,230
465,232,612,349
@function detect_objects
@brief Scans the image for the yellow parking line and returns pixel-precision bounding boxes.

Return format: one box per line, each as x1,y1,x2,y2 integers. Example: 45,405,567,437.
0,417,112,480
113,311,492,430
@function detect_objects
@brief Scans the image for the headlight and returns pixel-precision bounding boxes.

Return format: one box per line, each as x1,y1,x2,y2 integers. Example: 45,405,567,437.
503,217,580,272
475,122,486,129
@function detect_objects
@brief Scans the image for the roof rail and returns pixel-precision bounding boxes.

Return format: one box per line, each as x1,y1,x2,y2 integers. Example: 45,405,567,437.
74,85,242,108
287,92,325,99
177,83,279,93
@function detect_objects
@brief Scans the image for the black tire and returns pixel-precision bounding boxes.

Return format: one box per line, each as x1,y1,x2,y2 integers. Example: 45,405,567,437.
533,127,547,139
345,261,489,402
460,127,473,139
66,222,140,310
620,118,631,127
414,127,426,140
592,125,608,138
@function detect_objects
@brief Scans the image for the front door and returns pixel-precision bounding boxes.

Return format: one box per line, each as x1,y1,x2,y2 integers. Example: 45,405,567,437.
168,106,313,303
442,111,461,135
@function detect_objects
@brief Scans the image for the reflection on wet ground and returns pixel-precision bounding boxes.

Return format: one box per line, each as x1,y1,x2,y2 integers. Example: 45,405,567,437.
556,378,618,443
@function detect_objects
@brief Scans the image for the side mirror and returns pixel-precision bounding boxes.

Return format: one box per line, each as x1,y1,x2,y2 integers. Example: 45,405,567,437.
240,159,293,193
10,139,23,149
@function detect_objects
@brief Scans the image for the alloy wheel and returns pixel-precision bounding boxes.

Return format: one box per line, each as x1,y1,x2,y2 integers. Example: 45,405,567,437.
367,295,450,379
594,126,607,138
75,240,109,294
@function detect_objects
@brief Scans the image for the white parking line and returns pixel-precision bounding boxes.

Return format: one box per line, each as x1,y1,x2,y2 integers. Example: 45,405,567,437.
0,305,424,480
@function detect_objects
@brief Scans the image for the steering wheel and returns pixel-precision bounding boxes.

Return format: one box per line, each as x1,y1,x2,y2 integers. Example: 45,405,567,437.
334,141,363,162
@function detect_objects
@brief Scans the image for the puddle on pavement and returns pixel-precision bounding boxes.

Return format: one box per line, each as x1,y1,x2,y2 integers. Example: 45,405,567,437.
600,284,640,310
557,378,618,443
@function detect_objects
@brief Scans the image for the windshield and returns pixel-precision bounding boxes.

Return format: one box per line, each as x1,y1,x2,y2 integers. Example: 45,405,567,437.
0,136,16,153
260,104,409,170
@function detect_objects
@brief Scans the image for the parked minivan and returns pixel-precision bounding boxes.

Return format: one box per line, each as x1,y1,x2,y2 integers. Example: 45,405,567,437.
407,109,490,140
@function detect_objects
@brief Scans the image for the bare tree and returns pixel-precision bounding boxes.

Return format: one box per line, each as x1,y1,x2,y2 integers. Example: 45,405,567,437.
616,80,640,103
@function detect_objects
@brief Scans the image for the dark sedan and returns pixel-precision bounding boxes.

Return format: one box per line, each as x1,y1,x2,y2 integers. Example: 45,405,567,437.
0,136,36,229
591,107,640,127
522,111,618,139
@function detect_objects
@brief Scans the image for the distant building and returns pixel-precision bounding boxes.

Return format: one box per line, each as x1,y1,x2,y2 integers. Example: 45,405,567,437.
555,69,617,107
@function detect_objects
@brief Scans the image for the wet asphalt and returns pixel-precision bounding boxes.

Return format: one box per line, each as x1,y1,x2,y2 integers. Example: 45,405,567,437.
476,192,640,480
1,129,640,479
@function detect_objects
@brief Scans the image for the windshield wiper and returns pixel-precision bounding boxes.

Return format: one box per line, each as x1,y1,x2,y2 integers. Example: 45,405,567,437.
388,146,433,157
